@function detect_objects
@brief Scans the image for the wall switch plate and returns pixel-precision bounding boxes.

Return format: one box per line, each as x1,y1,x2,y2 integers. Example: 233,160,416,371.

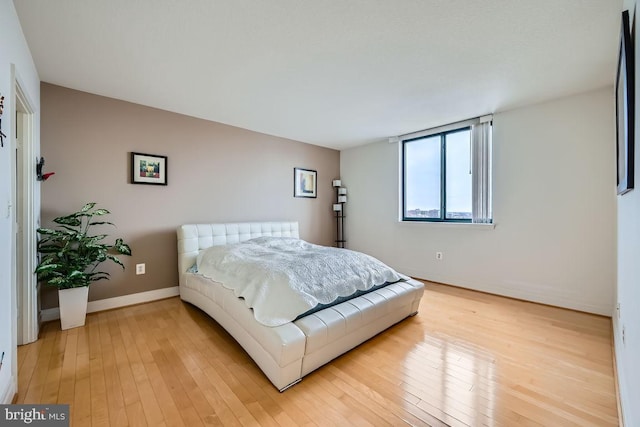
136,263,145,275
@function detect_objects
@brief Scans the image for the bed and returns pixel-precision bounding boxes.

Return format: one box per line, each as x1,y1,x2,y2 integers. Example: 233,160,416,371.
177,221,425,391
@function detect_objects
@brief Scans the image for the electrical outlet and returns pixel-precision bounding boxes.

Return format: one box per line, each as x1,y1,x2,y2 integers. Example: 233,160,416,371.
136,263,145,275
436,252,443,261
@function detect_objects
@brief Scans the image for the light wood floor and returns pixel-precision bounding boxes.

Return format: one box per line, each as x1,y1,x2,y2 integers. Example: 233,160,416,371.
16,281,618,426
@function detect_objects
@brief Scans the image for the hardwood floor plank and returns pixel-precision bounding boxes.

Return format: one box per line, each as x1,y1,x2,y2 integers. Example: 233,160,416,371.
89,355,110,426
111,311,167,426
16,336,43,402
162,333,246,426
215,360,308,427
40,331,66,403
151,346,204,426
73,375,91,423
320,364,449,427
124,401,148,427
132,377,165,425
159,339,219,424
202,364,261,426
141,360,187,427
16,281,618,426
102,349,129,426
112,332,141,407
280,382,350,427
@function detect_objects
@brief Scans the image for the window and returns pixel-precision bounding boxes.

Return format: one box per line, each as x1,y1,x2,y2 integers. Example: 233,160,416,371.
401,117,492,223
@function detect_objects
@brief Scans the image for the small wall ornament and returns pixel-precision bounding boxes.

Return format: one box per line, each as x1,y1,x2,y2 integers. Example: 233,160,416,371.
0,94,6,147
36,157,55,181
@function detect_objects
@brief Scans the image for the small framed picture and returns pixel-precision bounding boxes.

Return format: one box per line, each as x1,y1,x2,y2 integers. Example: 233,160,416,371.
294,167,317,198
131,152,168,185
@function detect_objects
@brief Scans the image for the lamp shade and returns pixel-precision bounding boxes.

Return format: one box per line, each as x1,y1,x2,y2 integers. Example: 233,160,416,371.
338,195,347,203
332,180,341,187
338,187,347,195
332,204,342,211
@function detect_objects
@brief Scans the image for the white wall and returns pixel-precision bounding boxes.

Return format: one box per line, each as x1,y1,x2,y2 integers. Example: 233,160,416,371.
616,2,640,425
341,88,616,316
0,0,40,404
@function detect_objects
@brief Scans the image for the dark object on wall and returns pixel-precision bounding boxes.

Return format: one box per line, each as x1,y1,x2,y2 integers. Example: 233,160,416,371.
36,157,55,181
616,10,635,195
131,152,168,185
294,167,317,198
0,94,6,147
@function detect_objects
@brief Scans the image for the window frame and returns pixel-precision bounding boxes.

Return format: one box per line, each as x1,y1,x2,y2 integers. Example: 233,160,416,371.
401,126,472,223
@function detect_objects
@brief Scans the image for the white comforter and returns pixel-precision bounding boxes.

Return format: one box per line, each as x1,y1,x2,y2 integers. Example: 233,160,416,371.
196,237,405,326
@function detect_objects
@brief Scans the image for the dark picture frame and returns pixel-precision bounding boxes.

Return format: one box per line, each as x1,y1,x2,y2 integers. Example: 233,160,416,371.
293,167,317,198
131,152,168,185
616,10,634,195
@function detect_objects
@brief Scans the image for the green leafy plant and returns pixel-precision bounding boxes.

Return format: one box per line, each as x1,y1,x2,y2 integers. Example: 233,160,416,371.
35,202,132,289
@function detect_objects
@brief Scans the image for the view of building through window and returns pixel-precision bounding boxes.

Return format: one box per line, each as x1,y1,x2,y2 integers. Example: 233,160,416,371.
404,128,472,220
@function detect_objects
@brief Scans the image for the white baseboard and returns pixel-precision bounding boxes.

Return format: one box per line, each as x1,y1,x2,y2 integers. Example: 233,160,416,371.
401,270,613,316
40,286,180,322
0,375,16,404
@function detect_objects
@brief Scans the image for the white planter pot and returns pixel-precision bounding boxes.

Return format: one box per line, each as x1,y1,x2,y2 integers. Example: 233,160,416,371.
58,287,89,330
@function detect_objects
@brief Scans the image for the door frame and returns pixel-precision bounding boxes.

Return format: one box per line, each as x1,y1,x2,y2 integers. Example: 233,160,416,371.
11,65,39,346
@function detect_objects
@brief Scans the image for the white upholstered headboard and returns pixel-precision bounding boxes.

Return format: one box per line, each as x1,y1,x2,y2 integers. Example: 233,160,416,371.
177,222,300,287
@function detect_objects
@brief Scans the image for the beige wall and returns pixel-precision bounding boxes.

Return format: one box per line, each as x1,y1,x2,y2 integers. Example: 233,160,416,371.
40,83,339,309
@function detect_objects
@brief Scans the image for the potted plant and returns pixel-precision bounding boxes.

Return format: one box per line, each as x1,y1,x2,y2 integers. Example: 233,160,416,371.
35,202,132,329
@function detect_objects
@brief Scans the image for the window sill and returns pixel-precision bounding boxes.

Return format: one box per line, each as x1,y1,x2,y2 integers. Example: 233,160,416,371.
399,220,496,229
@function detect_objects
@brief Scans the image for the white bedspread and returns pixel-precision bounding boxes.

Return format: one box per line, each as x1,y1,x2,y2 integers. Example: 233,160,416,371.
196,237,405,326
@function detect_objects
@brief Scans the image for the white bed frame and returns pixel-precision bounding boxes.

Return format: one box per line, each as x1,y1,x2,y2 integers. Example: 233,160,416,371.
177,221,425,391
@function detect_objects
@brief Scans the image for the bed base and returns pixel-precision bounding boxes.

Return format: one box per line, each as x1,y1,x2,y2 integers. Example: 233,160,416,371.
177,222,425,391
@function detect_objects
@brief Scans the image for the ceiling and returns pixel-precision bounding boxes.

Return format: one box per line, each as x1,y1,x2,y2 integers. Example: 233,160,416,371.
14,0,622,150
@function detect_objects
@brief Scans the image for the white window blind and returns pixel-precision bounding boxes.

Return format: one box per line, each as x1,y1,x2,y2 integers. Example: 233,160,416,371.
471,117,492,223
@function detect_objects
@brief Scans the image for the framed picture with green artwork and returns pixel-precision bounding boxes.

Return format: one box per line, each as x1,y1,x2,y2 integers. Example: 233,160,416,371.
131,152,168,185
